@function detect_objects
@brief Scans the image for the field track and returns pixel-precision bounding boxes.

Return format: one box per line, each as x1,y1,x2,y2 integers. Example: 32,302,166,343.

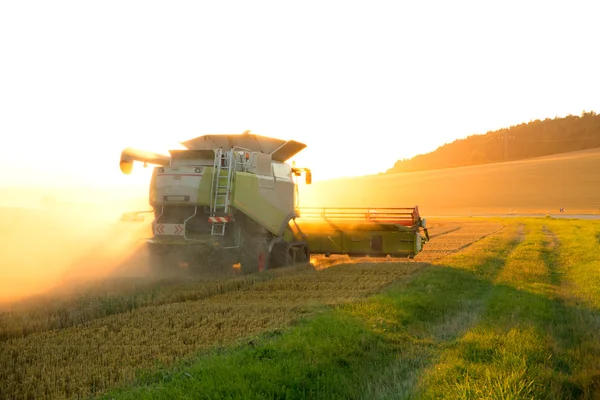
0,218,503,400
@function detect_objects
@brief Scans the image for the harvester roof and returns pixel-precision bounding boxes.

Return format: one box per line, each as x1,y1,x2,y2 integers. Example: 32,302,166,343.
180,132,306,162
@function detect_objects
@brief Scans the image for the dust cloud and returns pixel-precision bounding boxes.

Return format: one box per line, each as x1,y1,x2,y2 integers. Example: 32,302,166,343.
0,190,157,307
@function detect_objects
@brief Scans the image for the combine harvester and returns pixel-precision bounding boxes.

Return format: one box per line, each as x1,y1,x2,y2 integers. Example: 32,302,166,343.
119,131,429,274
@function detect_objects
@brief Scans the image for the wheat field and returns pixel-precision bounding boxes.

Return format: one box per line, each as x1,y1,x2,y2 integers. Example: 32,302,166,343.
0,218,502,399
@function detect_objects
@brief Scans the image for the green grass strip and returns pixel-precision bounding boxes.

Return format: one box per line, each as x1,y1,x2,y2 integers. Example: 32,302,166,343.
415,219,600,399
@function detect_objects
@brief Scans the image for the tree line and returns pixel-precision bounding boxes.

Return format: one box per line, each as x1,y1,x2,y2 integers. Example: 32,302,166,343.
386,111,600,174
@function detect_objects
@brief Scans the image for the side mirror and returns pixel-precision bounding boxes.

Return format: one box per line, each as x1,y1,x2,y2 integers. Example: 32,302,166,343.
305,170,312,185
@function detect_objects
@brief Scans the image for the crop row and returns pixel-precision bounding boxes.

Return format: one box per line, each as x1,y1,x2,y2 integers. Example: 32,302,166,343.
0,264,313,342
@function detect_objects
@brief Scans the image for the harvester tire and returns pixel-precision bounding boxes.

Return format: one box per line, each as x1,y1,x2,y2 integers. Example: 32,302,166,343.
294,245,310,264
269,243,294,269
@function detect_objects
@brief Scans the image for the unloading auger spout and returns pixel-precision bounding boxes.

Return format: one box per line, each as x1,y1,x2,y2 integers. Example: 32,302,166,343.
119,148,171,175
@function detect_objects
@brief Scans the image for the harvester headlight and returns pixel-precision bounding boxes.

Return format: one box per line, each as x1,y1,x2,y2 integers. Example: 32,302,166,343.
158,167,164,173
194,168,202,173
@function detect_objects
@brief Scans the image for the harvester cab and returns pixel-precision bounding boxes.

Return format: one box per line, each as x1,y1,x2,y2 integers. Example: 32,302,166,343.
119,131,313,274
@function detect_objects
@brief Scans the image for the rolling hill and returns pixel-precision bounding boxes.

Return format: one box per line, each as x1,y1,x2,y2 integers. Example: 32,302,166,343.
299,147,600,216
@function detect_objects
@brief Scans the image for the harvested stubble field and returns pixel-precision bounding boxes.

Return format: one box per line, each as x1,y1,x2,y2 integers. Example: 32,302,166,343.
0,218,502,399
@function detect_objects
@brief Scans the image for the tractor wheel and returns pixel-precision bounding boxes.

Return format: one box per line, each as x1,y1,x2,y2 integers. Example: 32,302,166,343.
240,239,271,274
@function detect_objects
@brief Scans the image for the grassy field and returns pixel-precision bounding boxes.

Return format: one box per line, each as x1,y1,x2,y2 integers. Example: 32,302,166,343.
2,216,600,399
91,216,600,400
298,147,600,215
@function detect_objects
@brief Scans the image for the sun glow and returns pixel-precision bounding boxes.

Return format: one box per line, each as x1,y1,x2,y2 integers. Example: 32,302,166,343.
1,1,599,189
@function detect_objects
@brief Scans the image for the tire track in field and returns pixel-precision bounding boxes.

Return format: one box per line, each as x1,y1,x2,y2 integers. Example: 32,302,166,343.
362,221,526,400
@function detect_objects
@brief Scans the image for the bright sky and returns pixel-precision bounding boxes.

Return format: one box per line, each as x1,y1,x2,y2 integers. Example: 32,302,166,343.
1,0,599,188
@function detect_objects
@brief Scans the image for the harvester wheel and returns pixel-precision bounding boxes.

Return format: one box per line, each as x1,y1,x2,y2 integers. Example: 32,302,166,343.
298,245,310,263
269,243,294,269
